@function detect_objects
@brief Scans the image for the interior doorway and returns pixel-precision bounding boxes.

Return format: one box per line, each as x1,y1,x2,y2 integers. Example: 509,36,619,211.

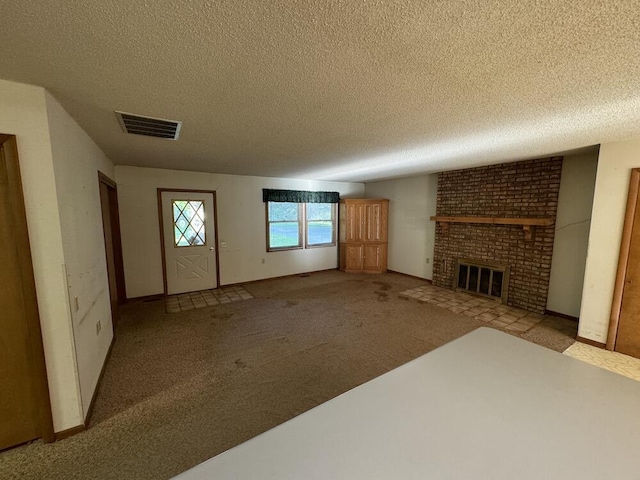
0,134,54,450
158,189,219,295
98,172,126,331
608,168,640,357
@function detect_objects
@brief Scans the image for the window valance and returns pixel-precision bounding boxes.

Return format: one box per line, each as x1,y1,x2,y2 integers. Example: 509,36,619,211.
262,189,340,204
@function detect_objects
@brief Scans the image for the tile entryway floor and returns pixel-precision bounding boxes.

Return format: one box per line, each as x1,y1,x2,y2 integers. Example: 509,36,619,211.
564,342,640,382
166,285,254,313
399,284,545,333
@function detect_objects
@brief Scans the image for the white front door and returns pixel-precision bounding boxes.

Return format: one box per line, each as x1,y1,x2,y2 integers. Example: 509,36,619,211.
161,191,217,295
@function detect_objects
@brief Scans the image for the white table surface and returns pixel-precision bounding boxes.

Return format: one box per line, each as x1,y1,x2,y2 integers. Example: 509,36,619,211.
174,327,640,479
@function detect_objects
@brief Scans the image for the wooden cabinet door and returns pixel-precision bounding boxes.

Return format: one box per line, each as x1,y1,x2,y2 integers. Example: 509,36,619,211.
345,203,363,242
338,203,347,243
345,244,364,271
363,203,382,242
362,244,383,272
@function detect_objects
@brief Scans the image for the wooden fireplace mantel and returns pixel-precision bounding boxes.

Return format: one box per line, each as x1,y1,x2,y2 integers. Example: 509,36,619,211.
429,216,554,241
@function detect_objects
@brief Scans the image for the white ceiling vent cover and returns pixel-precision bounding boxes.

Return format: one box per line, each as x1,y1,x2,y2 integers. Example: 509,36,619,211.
115,111,182,140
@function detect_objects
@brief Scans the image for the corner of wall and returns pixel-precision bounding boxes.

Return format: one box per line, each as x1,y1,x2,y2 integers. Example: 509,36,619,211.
363,174,438,280
578,137,640,343
44,90,116,419
0,79,84,431
546,151,598,318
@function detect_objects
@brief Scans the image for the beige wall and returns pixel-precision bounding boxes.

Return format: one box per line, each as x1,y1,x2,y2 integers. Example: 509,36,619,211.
116,166,364,297
0,80,82,431
364,174,438,280
546,152,598,317
45,92,115,418
579,137,640,343
362,156,599,315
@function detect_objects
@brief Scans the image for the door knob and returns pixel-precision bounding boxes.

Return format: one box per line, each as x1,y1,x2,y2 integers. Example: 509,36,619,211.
209,246,215,252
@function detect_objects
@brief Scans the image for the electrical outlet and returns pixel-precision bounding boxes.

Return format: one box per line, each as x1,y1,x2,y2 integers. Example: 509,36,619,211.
221,241,227,248
96,320,101,336
426,258,430,264
261,258,266,264
73,295,79,312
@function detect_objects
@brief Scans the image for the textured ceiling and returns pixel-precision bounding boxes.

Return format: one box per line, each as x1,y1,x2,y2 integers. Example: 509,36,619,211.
0,1,638,182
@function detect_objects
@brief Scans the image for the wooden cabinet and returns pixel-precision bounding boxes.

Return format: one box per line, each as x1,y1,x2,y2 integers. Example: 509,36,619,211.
339,199,389,273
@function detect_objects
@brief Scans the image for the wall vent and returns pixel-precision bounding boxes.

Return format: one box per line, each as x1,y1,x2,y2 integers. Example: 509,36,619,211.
115,111,182,140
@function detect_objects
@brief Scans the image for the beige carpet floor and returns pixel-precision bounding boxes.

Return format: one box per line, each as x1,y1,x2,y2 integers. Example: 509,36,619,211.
0,271,577,479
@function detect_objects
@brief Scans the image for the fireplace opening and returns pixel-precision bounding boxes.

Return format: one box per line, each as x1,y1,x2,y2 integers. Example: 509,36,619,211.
454,259,510,303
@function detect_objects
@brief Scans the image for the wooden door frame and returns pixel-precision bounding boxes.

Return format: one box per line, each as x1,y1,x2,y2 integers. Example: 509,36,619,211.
607,168,640,350
98,172,126,333
157,189,220,295
0,134,55,443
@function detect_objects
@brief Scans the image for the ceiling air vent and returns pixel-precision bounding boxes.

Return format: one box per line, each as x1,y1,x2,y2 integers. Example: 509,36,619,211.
115,111,182,140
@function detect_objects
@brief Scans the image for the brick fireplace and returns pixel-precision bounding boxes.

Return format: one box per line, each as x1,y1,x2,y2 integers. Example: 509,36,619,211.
432,157,562,314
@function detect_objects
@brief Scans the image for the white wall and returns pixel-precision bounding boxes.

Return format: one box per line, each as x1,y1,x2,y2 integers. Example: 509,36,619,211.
546,152,598,317
579,137,640,343
364,174,438,280
45,92,115,418
0,80,83,431
116,166,364,298
363,156,599,313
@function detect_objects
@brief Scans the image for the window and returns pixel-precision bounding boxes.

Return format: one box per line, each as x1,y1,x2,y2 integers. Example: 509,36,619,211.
173,200,206,247
266,202,336,251
267,202,302,250
306,203,335,247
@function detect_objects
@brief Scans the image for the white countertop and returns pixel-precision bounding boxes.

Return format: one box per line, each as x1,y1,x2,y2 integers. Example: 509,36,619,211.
174,327,640,479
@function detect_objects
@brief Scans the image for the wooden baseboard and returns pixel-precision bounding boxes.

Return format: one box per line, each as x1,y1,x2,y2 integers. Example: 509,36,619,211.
130,269,342,299
387,270,432,283
545,310,579,322
126,293,165,303
222,268,339,288
55,424,85,441
576,335,606,349
84,337,115,426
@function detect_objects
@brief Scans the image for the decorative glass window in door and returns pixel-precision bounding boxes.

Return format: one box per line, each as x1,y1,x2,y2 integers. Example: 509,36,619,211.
172,200,205,247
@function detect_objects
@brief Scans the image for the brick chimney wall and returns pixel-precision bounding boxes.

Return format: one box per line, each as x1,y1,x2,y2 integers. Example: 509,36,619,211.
433,157,562,313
